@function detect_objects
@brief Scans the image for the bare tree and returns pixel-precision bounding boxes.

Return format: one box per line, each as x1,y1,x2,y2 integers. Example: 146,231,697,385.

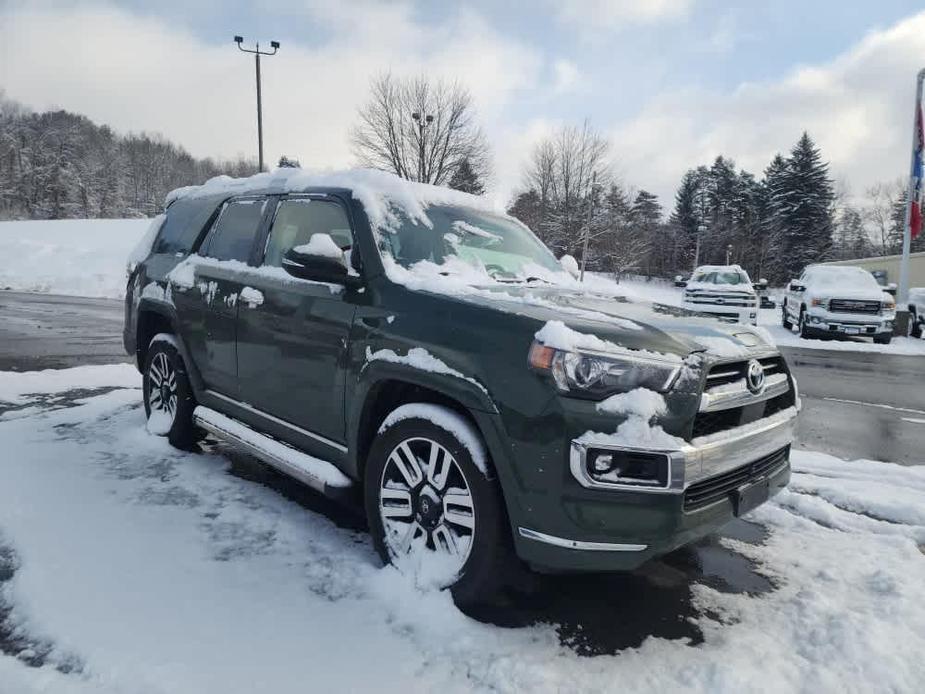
862,180,905,255
519,121,613,255
351,73,491,186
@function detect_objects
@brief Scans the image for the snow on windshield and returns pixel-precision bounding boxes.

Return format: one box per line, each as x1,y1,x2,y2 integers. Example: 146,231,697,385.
379,205,562,281
690,265,751,286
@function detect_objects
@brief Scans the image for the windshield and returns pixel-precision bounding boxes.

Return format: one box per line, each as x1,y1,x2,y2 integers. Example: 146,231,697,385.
691,270,751,286
378,205,562,280
807,267,882,291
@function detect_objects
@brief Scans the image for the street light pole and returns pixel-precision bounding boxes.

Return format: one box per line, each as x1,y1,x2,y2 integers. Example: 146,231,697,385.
234,36,280,172
579,172,599,283
411,112,434,183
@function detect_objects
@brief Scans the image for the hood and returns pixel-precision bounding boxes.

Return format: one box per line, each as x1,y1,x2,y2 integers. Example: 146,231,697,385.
806,285,891,303
684,282,756,296
459,284,774,360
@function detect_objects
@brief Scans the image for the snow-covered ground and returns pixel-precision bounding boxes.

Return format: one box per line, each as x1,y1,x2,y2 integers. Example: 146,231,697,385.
0,219,150,298
0,365,923,692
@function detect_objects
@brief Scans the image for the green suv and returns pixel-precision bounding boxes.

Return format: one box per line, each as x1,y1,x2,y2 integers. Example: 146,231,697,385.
124,169,797,605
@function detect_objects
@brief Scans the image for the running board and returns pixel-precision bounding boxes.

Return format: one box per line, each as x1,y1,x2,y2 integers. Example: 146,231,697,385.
193,406,352,495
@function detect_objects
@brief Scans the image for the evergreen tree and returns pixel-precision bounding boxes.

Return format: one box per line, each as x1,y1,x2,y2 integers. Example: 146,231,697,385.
448,158,484,195
776,132,835,279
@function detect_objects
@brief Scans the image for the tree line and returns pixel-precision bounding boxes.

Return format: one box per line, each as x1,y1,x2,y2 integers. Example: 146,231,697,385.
0,92,256,220
2,75,920,284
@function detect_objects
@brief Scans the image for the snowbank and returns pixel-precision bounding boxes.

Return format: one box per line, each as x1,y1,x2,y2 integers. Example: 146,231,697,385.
0,219,150,298
0,367,923,692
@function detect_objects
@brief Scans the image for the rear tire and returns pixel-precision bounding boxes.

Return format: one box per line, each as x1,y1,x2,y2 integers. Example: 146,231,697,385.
142,334,199,450
364,406,510,608
911,309,922,338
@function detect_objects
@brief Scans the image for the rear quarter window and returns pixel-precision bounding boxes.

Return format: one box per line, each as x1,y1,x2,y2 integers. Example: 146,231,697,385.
153,197,224,256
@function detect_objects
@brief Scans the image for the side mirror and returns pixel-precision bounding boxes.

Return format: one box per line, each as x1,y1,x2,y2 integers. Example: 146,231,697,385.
885,282,898,296
789,281,805,292
282,234,360,287
674,275,687,288
559,254,580,279
753,279,768,291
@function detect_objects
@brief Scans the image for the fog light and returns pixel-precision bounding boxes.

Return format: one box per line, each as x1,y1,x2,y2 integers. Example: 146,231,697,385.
809,315,824,324
592,453,613,473
585,448,670,488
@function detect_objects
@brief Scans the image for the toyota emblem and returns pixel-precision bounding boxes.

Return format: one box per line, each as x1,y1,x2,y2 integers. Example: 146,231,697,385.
746,359,766,394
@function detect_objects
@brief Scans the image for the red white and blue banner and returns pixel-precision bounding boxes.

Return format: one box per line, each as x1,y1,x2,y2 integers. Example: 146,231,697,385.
911,102,923,240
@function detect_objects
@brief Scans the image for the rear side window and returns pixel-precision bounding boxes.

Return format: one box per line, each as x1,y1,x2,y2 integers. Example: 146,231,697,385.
153,198,222,255
262,198,353,267
203,199,267,263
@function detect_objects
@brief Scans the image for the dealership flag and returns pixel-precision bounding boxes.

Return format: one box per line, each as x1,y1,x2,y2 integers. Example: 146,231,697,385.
912,102,924,239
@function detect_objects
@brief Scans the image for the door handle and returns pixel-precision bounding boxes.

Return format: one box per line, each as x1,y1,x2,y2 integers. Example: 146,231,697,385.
240,287,264,309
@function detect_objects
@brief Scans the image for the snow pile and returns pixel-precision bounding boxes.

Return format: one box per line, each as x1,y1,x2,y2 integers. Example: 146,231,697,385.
596,388,667,419
0,219,150,298
0,368,923,691
578,387,685,451
0,364,139,406
292,233,345,260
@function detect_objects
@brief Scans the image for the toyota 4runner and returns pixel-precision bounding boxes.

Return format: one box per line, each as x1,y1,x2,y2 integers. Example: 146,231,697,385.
125,169,798,606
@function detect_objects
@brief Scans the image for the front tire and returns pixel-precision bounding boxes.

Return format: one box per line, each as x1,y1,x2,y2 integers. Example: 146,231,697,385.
364,405,510,608
781,301,793,330
142,333,198,449
874,334,892,345
798,309,815,339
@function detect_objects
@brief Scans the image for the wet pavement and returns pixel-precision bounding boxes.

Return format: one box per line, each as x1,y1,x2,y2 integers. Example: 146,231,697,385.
0,291,130,371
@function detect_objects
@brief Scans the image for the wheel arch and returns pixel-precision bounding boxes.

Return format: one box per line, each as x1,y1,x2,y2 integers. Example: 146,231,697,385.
135,299,204,394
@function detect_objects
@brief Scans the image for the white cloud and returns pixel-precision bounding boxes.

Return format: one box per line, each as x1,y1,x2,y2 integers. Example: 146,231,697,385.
0,3,541,177
551,59,583,94
552,0,694,28
609,11,925,203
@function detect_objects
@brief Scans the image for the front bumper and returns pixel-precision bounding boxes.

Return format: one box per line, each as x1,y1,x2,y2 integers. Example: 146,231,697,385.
681,301,757,325
804,308,894,335
513,407,797,572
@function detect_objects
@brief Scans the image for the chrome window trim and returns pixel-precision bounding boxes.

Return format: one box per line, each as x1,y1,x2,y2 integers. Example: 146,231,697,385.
204,389,348,453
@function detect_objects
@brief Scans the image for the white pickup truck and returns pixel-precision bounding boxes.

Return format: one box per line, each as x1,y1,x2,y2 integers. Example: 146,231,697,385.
782,265,896,344
679,265,762,325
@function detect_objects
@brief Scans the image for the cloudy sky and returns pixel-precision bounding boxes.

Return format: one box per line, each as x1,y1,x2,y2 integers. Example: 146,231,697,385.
3,0,925,207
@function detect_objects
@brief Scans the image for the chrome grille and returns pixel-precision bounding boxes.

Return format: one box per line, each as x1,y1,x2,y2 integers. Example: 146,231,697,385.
828,299,880,314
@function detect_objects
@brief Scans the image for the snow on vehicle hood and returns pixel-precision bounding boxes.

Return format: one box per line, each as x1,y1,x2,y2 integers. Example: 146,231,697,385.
684,281,756,296
439,282,774,359
804,285,893,303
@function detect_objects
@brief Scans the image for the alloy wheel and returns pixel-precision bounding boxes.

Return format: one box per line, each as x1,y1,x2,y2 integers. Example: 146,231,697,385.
147,351,178,423
378,437,476,577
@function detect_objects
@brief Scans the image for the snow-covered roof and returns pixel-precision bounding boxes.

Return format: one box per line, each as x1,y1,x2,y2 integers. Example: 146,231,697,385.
166,167,501,233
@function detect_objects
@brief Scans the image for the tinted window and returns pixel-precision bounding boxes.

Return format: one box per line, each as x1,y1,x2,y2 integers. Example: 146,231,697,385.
153,196,223,255
263,198,353,267
204,199,266,262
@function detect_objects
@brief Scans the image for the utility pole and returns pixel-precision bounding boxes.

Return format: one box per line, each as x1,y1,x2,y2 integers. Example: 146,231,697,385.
234,36,280,172
579,172,599,283
897,67,925,335
726,243,733,265
411,112,434,183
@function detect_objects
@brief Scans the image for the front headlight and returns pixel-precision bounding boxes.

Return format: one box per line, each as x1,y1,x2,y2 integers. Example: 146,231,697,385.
883,300,896,311
528,342,681,399
810,297,827,308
